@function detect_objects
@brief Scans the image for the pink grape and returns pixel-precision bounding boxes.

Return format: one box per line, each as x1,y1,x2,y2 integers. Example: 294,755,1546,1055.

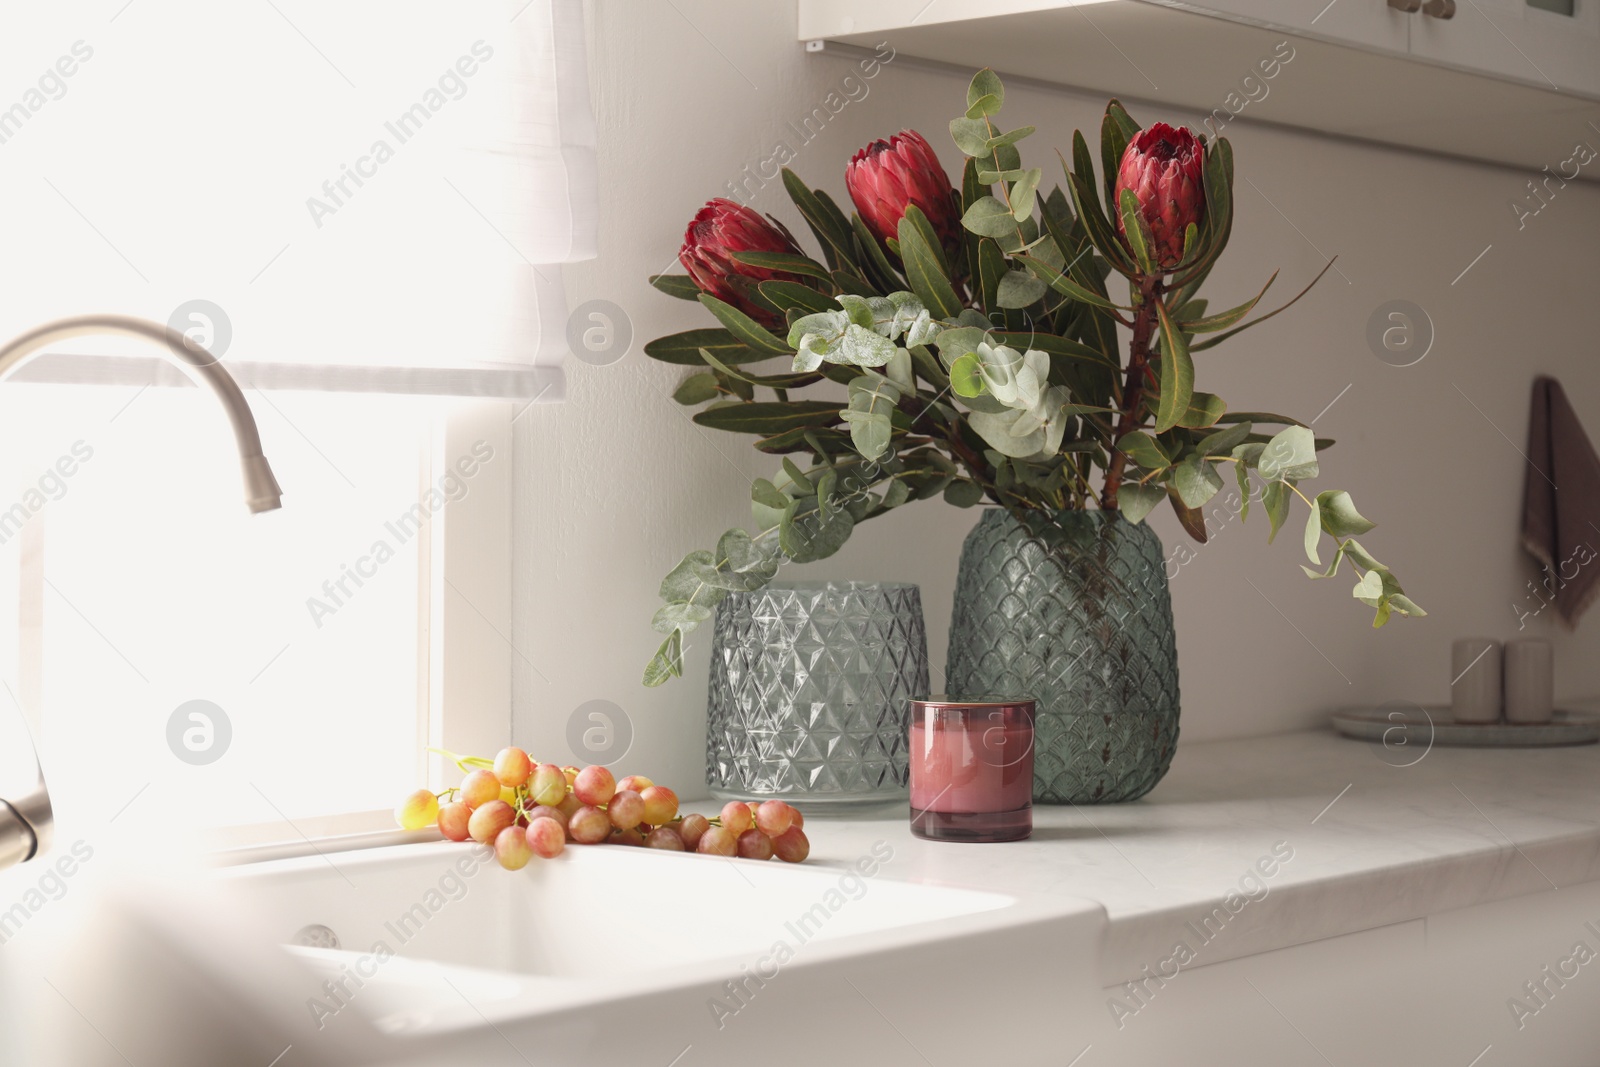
395,789,440,831
678,814,710,850
772,826,810,864
646,826,685,850
493,747,532,788
460,769,502,809
611,826,646,847
492,825,531,870
525,817,565,858
737,829,774,861
437,801,472,842
755,801,794,837
573,765,617,806
720,801,754,835
527,805,567,830
617,774,654,794
495,825,533,870
568,805,611,845
562,766,579,786
640,786,679,826
608,790,646,830
557,794,584,819
468,800,516,844
530,763,567,807
790,807,804,829
697,826,738,856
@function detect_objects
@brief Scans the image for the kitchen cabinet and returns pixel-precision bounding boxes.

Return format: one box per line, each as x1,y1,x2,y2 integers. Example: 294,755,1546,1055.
799,0,1600,178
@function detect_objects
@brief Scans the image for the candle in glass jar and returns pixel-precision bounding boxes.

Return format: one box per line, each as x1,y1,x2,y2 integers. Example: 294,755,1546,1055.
909,696,1034,842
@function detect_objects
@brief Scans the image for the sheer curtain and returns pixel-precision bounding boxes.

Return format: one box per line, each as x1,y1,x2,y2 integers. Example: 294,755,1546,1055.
0,0,597,396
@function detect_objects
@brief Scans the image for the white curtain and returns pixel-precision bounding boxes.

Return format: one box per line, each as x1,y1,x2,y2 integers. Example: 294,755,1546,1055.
0,0,597,394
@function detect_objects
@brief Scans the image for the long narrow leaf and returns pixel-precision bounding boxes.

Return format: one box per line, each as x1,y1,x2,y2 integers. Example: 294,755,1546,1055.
1191,258,1336,351
698,294,792,355
1181,270,1276,333
730,250,833,283
1153,300,1194,434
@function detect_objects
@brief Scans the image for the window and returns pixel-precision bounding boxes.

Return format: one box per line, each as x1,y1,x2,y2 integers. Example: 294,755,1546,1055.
0,1,596,846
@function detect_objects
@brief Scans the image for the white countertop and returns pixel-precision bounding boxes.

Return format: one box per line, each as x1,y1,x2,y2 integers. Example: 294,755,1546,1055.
783,727,1600,986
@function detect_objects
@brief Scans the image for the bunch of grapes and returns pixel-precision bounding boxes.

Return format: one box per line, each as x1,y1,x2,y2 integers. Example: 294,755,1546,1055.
394,748,810,871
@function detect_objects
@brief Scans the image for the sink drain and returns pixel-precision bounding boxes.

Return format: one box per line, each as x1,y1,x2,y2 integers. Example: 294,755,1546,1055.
293,924,341,950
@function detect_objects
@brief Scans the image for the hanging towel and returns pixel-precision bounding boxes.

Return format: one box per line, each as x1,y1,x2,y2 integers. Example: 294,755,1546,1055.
1521,376,1600,628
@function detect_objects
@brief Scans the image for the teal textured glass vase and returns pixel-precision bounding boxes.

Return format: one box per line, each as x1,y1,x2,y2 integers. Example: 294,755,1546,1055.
946,509,1180,803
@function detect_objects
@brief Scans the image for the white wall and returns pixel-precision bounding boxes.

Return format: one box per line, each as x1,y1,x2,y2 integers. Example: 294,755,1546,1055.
512,0,1600,795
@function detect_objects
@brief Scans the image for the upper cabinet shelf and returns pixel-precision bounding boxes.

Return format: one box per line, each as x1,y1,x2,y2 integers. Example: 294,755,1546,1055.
798,0,1600,178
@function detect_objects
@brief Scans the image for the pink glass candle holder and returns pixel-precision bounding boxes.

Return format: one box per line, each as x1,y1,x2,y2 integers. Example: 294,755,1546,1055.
909,696,1034,842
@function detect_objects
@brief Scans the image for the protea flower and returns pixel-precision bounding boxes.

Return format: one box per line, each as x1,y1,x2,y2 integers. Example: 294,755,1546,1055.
679,198,806,327
846,130,962,261
1114,123,1206,271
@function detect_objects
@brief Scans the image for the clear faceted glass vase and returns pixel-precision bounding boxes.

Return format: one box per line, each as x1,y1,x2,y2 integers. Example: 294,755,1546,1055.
946,509,1180,804
706,581,928,806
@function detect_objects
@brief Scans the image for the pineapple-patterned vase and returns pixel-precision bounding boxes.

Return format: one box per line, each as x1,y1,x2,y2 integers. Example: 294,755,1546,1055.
706,581,928,806
946,509,1180,804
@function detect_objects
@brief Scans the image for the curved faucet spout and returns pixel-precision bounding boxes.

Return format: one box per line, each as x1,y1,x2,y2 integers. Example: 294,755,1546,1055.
0,314,283,869
0,314,282,512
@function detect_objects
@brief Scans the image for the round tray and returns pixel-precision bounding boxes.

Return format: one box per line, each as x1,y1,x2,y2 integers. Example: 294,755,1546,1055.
1331,705,1600,748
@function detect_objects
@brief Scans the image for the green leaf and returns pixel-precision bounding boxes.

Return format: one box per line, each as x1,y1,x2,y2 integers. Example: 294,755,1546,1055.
1190,260,1338,352
1304,495,1323,564
1153,300,1194,435
1235,452,1252,521
962,196,1017,239
693,401,842,436
1016,253,1128,312
1173,456,1224,508
781,167,855,270
1119,483,1166,524
642,632,681,687
753,426,851,454
1117,430,1169,471
781,504,854,563
898,209,963,319
943,480,984,507
751,478,789,510
989,330,1119,372
672,373,719,405
986,126,1036,151
780,457,815,495
1216,411,1306,428
850,213,903,291
730,251,833,283
1178,390,1226,429
1197,421,1252,457
651,602,713,635
1118,188,1155,275
977,238,1007,316
1352,570,1383,604
698,294,790,355
968,68,1005,114
996,270,1049,309
1011,168,1043,221
950,117,992,157
1316,490,1377,537
1263,480,1291,543
1258,425,1319,481
949,351,985,397
1100,103,1137,212
649,274,701,301
758,280,837,315
1302,543,1345,580
1180,270,1277,333
965,94,1001,120
644,328,770,366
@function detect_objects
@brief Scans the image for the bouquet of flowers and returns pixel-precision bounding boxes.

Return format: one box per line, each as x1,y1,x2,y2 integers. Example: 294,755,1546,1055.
642,69,1421,686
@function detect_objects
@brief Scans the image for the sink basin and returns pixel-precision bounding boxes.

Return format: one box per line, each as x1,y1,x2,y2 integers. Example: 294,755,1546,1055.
213,839,1106,1065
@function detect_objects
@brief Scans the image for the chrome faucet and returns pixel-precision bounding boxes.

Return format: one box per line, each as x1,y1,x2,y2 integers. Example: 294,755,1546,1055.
0,315,281,871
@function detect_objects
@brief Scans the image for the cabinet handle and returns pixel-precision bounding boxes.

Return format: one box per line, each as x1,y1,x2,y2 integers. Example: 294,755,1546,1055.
1388,0,1423,10
1422,0,1456,15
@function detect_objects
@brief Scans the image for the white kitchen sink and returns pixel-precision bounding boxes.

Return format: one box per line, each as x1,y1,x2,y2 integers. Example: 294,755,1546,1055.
209,839,1105,1066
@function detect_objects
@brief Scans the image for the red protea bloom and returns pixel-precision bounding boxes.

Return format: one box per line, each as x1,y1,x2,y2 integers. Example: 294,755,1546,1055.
1114,123,1206,271
679,198,806,327
846,130,961,260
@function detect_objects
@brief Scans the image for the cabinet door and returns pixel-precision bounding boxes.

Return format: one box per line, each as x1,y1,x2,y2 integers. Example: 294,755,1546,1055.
1408,0,1600,96
1161,0,1410,52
